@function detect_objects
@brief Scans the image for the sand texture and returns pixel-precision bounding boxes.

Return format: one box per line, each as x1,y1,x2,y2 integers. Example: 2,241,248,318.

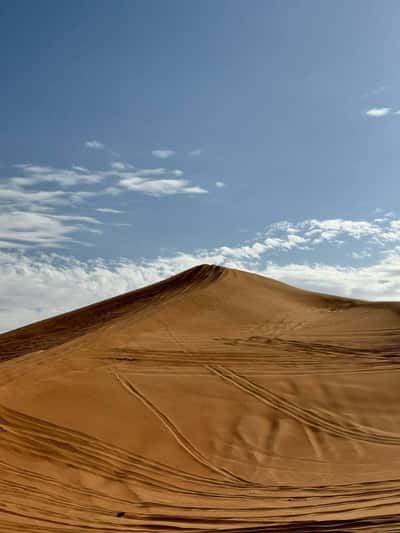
1,264,400,532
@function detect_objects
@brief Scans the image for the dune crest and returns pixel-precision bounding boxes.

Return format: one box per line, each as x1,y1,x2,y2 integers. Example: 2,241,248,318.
1,265,400,532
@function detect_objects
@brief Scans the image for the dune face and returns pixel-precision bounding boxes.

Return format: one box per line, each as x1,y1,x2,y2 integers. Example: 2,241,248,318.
1,265,400,532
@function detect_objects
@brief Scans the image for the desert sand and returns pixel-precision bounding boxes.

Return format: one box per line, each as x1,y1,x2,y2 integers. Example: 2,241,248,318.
0,264,400,532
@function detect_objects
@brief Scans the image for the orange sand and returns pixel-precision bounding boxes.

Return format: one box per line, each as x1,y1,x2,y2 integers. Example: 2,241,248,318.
0,264,400,531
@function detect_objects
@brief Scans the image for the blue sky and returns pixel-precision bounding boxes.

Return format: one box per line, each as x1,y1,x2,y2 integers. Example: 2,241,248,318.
2,0,400,331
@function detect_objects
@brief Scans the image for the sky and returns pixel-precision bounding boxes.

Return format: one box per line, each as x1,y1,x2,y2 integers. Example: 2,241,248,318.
2,0,400,331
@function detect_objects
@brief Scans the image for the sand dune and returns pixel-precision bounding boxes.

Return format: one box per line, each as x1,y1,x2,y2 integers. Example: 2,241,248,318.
1,264,400,532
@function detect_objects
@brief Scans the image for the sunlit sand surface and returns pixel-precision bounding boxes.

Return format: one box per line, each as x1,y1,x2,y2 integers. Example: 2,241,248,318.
1,264,400,531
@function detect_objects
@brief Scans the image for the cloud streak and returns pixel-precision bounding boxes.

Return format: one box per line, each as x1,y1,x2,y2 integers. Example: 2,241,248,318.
85,140,105,150
95,208,123,214
0,211,101,250
152,149,175,159
0,158,211,249
118,176,207,196
365,107,391,117
11,164,104,187
0,162,208,215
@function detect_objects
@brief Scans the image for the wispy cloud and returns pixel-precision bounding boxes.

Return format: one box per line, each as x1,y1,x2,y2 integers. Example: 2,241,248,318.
0,160,208,216
352,250,371,260
0,211,101,250
110,162,127,170
130,167,183,177
0,157,212,251
0,187,68,207
11,164,104,187
215,181,225,188
365,107,391,117
95,208,123,214
118,176,207,196
85,140,105,150
152,149,175,159
109,166,205,196
188,149,202,157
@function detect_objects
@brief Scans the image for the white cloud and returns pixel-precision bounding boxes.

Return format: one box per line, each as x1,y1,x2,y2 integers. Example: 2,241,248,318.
0,161,206,216
188,149,202,156
110,162,127,170
264,234,308,251
0,187,68,207
152,149,175,159
102,186,122,196
181,186,207,194
113,167,205,197
11,164,104,187
365,107,391,117
95,208,123,214
130,168,183,178
262,252,400,300
118,176,207,196
0,211,100,250
0,154,214,255
301,218,379,244
85,140,105,150
352,250,371,260
215,181,225,188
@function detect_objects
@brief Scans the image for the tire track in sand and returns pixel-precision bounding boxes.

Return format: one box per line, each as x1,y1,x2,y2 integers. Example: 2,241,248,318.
207,365,400,446
113,371,251,485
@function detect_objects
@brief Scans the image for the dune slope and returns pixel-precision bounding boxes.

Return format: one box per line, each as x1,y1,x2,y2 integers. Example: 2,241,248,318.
1,264,400,532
